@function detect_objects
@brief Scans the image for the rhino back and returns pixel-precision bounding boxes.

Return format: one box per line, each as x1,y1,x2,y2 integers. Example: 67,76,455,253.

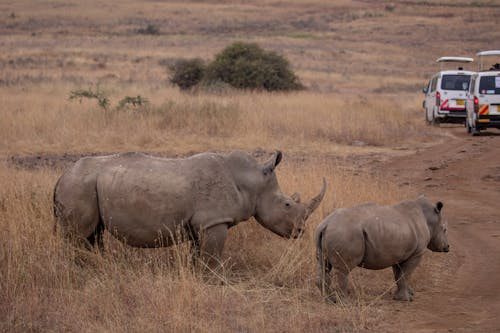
95,152,250,246
322,202,430,270
358,203,429,269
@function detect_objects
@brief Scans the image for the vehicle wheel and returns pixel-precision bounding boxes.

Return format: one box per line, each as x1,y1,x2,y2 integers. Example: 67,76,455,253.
471,124,480,136
425,110,431,125
431,115,440,127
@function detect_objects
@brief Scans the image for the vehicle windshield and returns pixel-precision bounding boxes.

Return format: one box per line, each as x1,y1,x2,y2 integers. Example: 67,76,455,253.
479,76,500,95
441,74,471,91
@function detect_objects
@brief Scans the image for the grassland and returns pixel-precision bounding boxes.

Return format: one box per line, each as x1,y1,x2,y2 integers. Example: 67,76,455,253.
0,0,496,331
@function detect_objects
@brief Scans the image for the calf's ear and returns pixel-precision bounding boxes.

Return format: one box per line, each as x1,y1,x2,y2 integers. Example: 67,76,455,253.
435,201,443,213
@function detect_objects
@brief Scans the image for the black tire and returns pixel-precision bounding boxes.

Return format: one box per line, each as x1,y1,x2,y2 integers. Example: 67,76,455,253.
471,123,480,136
431,115,440,127
425,109,431,125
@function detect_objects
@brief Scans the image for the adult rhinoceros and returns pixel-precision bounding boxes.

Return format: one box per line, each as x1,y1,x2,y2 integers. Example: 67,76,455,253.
54,150,326,267
315,196,449,302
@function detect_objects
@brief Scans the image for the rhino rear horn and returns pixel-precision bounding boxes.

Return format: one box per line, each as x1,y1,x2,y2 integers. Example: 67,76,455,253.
304,178,327,220
263,150,282,175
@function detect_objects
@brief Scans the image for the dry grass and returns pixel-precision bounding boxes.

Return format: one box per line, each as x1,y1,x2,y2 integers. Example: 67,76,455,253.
0,0,494,331
0,157,416,332
0,84,427,156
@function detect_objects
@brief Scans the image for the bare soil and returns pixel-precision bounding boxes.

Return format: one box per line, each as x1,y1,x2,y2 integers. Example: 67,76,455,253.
372,125,500,332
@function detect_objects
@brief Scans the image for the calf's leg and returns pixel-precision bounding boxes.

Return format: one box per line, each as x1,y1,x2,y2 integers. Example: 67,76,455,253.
392,254,423,301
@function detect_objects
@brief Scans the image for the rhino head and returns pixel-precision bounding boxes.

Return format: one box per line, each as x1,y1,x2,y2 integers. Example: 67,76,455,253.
417,196,449,253
253,151,326,239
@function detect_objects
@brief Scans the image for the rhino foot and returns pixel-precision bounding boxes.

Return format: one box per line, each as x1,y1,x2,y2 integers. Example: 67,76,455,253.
393,290,414,302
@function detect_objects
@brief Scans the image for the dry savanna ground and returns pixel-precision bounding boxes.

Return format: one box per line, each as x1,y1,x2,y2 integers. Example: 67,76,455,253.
1,1,498,332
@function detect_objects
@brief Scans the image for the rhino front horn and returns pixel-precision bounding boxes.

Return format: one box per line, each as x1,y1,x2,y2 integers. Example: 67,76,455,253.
304,177,327,220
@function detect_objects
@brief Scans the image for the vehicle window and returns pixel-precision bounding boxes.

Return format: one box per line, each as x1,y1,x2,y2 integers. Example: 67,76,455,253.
479,76,500,95
440,75,471,91
431,77,438,92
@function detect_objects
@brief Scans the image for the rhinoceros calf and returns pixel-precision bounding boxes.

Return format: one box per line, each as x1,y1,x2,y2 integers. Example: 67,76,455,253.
315,196,449,302
54,150,326,268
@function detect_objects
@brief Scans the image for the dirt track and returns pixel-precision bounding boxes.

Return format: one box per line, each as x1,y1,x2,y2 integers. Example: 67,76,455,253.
375,125,500,332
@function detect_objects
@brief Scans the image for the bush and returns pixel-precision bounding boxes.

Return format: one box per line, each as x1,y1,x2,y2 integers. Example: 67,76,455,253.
117,95,150,111
169,58,206,90
69,87,109,110
137,23,160,35
204,42,303,91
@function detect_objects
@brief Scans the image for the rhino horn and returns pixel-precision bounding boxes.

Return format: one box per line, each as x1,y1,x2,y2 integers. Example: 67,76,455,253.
304,178,327,220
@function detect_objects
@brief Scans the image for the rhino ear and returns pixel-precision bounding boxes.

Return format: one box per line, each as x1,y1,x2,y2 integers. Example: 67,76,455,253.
263,150,282,175
291,192,301,203
435,201,443,213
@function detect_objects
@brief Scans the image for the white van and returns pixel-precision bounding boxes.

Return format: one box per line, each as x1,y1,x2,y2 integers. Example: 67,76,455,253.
423,57,474,125
465,50,500,135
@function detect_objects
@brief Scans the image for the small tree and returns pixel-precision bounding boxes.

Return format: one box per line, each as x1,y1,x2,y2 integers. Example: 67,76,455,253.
204,42,303,91
169,58,206,90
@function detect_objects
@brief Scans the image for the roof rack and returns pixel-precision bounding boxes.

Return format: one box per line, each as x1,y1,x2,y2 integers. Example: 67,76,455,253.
476,50,500,71
436,57,473,71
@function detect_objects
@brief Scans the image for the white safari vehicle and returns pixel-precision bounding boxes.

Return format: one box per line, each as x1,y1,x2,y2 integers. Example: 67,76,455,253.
423,57,474,125
466,50,500,135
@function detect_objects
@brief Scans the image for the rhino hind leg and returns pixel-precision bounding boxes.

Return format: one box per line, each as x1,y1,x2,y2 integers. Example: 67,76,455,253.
392,254,423,301
316,250,333,301
85,218,105,252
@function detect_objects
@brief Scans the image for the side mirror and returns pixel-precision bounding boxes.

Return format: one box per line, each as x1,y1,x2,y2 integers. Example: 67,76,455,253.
422,87,428,94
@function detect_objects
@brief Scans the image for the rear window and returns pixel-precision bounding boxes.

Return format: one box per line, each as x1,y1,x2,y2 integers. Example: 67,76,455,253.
479,75,500,95
441,74,471,91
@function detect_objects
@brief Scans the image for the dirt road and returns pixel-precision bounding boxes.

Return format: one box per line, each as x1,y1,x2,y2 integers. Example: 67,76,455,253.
375,125,500,332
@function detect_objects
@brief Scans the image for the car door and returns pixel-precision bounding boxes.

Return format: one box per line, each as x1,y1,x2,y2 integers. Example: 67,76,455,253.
426,75,438,119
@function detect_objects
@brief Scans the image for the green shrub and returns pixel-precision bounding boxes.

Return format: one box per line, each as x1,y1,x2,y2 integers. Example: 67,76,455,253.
169,58,206,90
117,95,150,111
204,42,303,91
69,87,109,110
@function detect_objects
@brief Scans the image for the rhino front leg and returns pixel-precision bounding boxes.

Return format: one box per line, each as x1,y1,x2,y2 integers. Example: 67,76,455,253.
392,254,423,301
198,223,229,274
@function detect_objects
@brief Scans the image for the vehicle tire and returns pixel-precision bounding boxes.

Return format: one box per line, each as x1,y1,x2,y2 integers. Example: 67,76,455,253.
431,115,440,127
425,109,431,125
471,123,480,136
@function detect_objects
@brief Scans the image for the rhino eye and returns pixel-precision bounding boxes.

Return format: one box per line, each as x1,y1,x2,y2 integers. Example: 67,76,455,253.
285,202,291,208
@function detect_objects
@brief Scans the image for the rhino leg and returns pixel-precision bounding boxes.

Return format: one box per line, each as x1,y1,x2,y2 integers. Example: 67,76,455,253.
392,254,422,301
316,250,333,301
332,267,350,302
85,219,105,252
198,223,229,274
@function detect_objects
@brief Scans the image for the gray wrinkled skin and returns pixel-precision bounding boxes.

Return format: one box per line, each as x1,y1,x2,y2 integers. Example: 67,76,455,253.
315,196,449,302
54,150,326,267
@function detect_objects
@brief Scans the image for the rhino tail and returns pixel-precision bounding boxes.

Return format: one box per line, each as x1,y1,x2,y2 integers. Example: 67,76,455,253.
53,176,63,234
315,221,331,297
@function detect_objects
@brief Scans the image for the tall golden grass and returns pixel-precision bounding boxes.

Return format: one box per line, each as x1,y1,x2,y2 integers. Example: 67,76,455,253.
0,84,430,156
1,155,421,332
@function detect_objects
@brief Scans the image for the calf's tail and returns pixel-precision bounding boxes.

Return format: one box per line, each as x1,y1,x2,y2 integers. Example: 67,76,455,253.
315,221,331,297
